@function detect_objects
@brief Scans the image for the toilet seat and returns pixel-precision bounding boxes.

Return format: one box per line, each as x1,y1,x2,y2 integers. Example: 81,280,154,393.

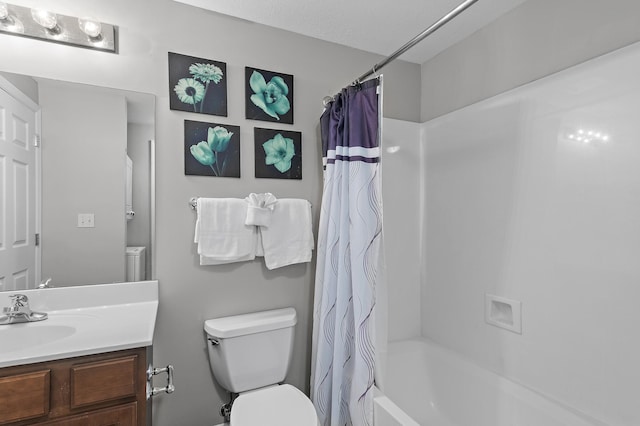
231,384,319,426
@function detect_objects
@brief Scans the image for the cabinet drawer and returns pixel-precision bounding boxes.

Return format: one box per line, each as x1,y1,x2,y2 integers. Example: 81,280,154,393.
41,402,137,426
70,355,138,409
0,370,50,424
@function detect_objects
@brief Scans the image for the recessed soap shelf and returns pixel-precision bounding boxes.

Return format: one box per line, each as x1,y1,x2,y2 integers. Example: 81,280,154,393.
485,294,522,334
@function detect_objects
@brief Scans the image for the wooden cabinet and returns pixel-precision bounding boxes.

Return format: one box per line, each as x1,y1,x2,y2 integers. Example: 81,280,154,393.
0,348,148,426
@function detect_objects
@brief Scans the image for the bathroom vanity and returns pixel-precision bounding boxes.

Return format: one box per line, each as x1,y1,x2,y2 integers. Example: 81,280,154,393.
0,281,158,426
0,347,147,425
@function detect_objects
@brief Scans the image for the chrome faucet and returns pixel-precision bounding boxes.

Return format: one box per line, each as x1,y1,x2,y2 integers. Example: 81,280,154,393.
0,294,48,325
38,278,53,289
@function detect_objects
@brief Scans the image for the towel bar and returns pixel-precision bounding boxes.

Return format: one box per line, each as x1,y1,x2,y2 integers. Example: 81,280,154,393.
189,196,311,209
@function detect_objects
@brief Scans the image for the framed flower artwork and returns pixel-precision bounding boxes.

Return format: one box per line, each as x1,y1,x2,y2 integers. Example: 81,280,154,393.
185,120,240,177
254,127,301,179
245,67,294,124
169,52,228,116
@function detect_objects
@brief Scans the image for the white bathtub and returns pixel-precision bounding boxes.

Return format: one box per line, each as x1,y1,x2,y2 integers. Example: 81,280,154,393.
373,338,607,426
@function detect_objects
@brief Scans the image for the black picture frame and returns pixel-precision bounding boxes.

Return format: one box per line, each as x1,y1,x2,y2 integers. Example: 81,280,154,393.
254,127,302,179
245,67,294,124
169,52,228,116
184,120,240,178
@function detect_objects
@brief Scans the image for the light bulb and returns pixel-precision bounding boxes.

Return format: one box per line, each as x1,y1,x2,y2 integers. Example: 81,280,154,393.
78,17,102,38
0,2,8,20
30,8,57,30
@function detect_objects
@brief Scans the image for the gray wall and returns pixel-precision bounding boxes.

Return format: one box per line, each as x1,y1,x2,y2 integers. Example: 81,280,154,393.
0,1,420,424
421,0,640,121
40,81,127,285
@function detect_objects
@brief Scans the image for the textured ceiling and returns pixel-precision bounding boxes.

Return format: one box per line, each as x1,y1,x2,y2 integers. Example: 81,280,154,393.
173,0,527,64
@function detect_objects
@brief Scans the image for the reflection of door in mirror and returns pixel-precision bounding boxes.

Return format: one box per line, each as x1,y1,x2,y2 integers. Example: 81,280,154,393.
126,155,134,220
0,77,40,291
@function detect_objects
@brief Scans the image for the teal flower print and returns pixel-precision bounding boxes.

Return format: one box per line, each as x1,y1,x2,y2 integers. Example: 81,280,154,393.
174,78,205,111
249,71,290,120
190,141,215,166
263,133,295,173
190,126,234,176
173,61,225,113
189,63,223,84
208,126,233,152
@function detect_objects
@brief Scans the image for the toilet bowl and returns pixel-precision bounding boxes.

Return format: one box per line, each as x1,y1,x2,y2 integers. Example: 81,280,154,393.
204,308,319,425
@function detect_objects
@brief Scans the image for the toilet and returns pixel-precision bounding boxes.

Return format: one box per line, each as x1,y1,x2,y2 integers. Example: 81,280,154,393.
204,307,319,426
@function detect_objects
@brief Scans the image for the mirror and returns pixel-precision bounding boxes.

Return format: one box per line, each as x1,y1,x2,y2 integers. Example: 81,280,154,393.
0,71,155,289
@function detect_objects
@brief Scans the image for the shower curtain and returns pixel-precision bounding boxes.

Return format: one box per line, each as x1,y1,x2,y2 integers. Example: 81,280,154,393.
311,77,383,426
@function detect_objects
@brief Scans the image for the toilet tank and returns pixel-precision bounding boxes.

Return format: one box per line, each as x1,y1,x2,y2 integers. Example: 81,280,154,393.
204,308,297,393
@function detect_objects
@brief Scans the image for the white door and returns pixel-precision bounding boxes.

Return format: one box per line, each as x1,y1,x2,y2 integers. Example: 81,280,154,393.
0,79,40,291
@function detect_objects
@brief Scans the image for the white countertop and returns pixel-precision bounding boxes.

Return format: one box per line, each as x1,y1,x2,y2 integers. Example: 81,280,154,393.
0,280,158,368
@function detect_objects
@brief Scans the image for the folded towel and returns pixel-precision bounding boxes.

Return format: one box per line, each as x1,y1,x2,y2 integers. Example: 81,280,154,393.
245,193,278,227
199,253,256,265
260,199,314,270
194,198,257,264
201,233,263,265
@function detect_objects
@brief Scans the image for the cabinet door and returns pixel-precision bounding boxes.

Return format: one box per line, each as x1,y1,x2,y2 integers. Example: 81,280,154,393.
70,355,138,409
0,370,50,424
41,402,137,426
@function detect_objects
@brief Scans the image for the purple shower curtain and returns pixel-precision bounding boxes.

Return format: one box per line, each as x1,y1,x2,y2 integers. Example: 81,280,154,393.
311,78,383,426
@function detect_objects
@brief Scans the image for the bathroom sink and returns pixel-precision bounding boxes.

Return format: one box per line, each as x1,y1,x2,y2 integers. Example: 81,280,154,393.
0,323,76,353
0,281,158,368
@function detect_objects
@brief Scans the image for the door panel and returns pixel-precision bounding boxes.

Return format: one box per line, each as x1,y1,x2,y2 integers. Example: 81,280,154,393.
0,86,38,291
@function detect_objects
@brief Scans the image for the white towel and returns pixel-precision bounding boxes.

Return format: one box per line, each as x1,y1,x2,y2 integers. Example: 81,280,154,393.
245,193,278,227
194,198,257,264
260,199,314,270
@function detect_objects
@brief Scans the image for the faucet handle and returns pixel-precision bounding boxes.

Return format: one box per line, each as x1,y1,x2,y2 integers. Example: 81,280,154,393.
38,278,53,289
9,294,29,308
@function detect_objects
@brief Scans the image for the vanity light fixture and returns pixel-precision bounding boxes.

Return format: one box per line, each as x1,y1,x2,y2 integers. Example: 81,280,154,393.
30,8,59,33
0,2,116,53
78,17,102,39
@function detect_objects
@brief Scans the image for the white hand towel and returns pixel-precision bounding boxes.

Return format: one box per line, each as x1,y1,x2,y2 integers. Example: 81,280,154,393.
260,199,314,270
194,198,257,264
245,193,278,227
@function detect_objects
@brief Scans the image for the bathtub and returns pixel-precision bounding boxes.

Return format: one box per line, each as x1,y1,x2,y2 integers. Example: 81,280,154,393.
373,338,607,426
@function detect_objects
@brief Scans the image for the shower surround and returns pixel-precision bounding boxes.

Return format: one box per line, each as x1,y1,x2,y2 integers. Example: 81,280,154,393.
376,40,640,426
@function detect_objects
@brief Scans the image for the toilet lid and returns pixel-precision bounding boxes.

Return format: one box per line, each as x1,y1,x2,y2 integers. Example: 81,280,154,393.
231,384,318,426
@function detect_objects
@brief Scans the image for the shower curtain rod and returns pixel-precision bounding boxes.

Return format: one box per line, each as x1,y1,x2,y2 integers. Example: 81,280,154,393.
353,0,480,86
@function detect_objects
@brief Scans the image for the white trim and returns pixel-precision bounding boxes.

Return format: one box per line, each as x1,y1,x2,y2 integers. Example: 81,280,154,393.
0,75,39,112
